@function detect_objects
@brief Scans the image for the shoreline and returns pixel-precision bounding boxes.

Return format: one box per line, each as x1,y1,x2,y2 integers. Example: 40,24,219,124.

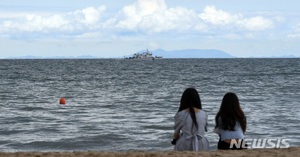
0,147,299,157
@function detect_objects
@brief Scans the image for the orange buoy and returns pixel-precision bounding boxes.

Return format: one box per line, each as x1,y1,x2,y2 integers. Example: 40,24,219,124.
60,98,66,104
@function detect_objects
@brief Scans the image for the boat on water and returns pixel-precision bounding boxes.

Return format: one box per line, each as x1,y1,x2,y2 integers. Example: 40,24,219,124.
125,49,162,59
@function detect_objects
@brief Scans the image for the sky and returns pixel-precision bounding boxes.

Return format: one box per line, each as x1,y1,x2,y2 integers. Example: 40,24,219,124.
0,0,300,58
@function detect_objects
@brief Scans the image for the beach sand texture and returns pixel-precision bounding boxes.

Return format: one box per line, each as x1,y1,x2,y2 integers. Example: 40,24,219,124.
0,147,299,157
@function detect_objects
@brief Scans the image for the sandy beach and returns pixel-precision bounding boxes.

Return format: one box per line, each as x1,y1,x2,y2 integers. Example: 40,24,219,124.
0,147,299,157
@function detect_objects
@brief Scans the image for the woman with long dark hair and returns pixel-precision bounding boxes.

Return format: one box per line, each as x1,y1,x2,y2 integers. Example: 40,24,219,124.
214,92,247,150
173,88,209,151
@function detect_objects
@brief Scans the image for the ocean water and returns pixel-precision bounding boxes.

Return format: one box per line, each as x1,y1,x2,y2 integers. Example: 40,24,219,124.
0,58,299,152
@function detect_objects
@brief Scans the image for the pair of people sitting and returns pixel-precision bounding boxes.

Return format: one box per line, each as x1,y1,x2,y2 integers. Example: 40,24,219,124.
173,88,247,151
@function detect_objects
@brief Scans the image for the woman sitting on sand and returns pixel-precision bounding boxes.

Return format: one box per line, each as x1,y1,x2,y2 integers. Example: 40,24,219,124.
173,88,209,151
214,92,247,150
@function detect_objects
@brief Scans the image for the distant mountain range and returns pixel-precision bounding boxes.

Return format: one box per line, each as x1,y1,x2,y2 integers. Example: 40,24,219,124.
4,49,299,59
5,49,235,59
5,55,97,59
150,49,235,58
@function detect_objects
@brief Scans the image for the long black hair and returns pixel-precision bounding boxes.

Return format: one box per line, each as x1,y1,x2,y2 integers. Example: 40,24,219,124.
215,92,246,133
178,88,202,130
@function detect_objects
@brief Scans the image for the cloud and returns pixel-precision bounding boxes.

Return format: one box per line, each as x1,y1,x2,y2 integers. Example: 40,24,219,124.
199,5,273,31
288,23,300,38
0,0,276,40
274,16,285,23
287,34,300,38
105,1,274,34
138,7,204,33
237,16,274,31
104,0,167,31
199,5,241,25
0,6,106,35
294,23,300,32
22,14,68,32
104,0,206,33
71,6,106,25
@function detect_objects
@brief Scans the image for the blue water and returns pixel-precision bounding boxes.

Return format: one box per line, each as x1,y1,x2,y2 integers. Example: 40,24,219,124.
0,58,299,152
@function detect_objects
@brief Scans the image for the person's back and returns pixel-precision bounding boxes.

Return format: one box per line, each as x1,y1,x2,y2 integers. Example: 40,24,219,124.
216,119,244,141
174,109,209,151
214,92,247,150
173,88,209,151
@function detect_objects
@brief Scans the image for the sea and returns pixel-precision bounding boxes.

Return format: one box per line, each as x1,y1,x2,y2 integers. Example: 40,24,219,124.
0,58,299,152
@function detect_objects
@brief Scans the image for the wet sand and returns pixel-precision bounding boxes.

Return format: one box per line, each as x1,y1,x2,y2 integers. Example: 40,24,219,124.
0,147,299,157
